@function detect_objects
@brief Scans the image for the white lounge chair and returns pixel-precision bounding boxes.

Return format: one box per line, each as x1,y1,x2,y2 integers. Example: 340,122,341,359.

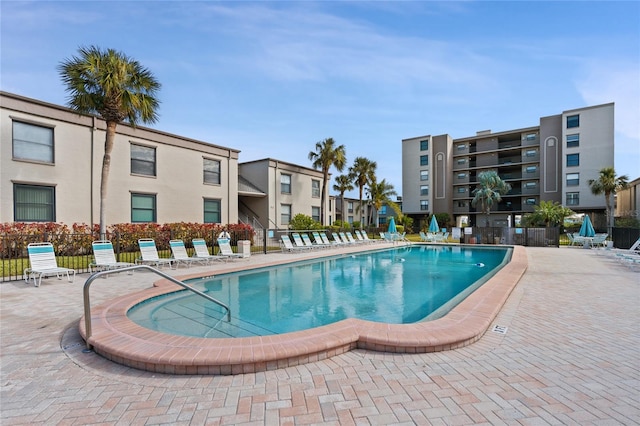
170,239,207,267
24,242,76,287
291,233,309,249
136,239,176,269
89,240,134,273
281,235,309,252
312,232,331,248
302,233,326,249
218,239,244,260
191,238,224,263
320,232,339,246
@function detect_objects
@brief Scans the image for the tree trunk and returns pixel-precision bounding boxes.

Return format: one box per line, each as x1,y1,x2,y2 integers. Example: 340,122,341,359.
99,121,117,238
320,169,328,225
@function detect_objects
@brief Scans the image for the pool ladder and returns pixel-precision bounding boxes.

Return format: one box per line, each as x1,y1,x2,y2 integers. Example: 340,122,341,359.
82,264,231,351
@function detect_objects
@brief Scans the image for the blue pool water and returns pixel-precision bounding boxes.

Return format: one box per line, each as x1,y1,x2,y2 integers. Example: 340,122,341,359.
128,245,511,338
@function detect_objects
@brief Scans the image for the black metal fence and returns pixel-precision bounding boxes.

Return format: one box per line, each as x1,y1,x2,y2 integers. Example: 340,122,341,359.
3,226,637,282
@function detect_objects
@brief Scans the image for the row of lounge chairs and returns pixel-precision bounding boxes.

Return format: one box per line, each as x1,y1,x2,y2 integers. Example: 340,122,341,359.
566,233,608,248
280,230,380,252
596,237,640,269
419,231,449,243
23,238,243,287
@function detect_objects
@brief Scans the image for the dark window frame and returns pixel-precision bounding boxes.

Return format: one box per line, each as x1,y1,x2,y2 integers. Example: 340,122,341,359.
204,198,221,223
14,183,56,222
12,120,55,164
131,144,157,177
203,158,221,185
131,193,157,223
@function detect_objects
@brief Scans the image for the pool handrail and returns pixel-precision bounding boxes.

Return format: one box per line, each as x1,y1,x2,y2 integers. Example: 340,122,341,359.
82,264,230,350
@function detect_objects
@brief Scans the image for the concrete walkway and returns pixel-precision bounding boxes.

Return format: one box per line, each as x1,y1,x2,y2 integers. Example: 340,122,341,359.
1,247,638,425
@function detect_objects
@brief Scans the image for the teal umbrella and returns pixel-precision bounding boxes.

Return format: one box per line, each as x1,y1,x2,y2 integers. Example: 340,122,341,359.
388,217,397,234
578,215,595,237
428,215,440,233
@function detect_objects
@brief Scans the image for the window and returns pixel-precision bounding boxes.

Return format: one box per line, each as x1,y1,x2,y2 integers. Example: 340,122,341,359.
420,200,429,211
280,174,291,194
348,216,354,224
457,201,467,208
526,198,536,205
13,121,54,163
525,133,537,141
203,198,221,223
14,184,55,221
524,181,537,189
457,187,466,193
457,158,466,165
312,206,320,222
566,153,579,167
526,166,537,173
131,193,156,222
525,149,537,157
566,173,579,186
281,204,291,224
457,173,466,179
311,180,320,198
348,202,354,213
420,185,429,196
567,114,579,128
420,155,428,166
420,170,429,181
379,206,387,215
566,192,579,206
420,140,429,150
131,144,156,176
203,159,221,184
457,144,466,151
567,134,580,148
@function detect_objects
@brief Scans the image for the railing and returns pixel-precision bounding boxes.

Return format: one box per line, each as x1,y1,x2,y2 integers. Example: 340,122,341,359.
82,264,230,350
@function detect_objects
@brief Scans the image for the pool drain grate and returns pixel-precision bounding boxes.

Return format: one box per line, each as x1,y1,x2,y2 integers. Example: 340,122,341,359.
492,325,508,334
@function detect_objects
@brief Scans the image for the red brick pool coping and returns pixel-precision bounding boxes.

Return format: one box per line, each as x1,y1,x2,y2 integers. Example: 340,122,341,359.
79,245,527,375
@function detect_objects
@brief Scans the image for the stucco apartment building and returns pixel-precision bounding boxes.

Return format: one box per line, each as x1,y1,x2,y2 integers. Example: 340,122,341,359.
402,103,615,228
0,92,328,229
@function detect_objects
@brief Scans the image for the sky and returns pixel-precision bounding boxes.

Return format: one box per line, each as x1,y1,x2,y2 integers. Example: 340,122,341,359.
1,1,639,199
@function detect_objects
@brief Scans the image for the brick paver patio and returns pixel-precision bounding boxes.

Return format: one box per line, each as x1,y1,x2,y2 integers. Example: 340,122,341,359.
1,246,638,425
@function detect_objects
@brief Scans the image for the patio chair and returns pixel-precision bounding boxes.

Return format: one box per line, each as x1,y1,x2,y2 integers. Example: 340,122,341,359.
345,232,364,244
332,233,347,245
301,233,326,249
24,242,76,287
281,235,309,252
89,240,134,273
191,238,224,263
339,232,356,244
136,239,176,269
218,239,244,260
320,232,339,246
590,233,608,249
354,230,370,244
170,239,208,267
312,231,331,248
291,233,309,249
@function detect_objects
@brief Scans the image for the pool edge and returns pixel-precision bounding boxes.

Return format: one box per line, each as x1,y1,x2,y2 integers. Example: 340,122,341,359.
80,245,528,375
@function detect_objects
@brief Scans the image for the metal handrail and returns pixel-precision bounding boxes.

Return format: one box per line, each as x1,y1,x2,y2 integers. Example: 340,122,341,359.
82,264,230,350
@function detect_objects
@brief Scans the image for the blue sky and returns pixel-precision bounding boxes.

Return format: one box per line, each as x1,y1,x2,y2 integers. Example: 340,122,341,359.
2,1,639,198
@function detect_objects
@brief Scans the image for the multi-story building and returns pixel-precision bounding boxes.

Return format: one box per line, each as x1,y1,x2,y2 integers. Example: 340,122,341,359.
238,159,329,229
616,177,639,219
402,103,615,228
0,92,336,230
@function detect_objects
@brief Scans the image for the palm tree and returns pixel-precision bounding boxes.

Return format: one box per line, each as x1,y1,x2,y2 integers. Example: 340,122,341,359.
588,167,629,235
366,178,397,227
308,138,347,225
348,157,377,228
333,174,354,223
58,46,161,237
471,170,511,226
523,200,574,227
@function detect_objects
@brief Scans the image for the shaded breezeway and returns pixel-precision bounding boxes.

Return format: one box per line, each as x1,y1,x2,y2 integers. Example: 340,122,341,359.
1,246,638,424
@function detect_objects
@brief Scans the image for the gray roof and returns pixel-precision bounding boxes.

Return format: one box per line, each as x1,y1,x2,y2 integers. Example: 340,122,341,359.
238,176,266,196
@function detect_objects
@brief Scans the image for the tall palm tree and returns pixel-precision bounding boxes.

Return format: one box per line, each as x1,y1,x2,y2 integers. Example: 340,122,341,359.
58,46,161,237
471,170,511,226
308,138,347,225
333,174,354,224
348,157,376,228
366,178,397,227
588,167,629,235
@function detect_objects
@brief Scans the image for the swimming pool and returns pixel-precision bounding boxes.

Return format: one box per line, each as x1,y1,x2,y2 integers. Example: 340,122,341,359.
128,245,511,338
81,244,527,374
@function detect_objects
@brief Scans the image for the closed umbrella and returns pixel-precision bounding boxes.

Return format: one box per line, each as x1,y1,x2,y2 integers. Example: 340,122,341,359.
428,215,440,233
578,215,595,237
388,217,397,234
